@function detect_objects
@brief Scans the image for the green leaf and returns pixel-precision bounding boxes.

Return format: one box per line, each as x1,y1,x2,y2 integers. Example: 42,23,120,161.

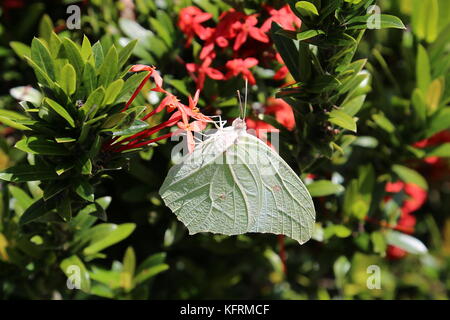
297,29,325,41
426,108,450,137
24,56,55,88
0,116,31,130
101,113,127,129
60,255,91,292
83,223,136,256
412,0,439,42
98,46,118,87
80,86,105,119
57,194,72,221
417,45,431,94
38,14,53,41
346,14,406,30
341,95,365,116
92,41,104,68
371,231,387,255
333,255,351,289
15,136,70,155
112,119,150,136
62,38,85,83
334,225,352,238
386,230,428,255
42,181,68,201
426,77,444,114
425,143,450,157
270,22,301,82
136,253,166,275
372,113,395,133
19,197,58,225
31,38,55,81
82,62,97,96
118,39,138,69
392,164,429,190
133,264,169,286
329,109,357,132
75,179,95,202
307,180,344,197
150,17,172,46
80,35,92,62
55,163,73,176
60,64,77,95
295,1,319,17
104,79,125,105
80,158,93,175
121,246,136,291
44,98,76,128
49,31,62,58
0,164,59,182
8,185,34,209
10,41,31,59
55,137,76,143
309,74,341,93
411,88,427,124
116,72,149,103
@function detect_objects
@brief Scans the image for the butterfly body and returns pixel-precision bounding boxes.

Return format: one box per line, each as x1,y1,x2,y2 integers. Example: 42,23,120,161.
159,118,316,244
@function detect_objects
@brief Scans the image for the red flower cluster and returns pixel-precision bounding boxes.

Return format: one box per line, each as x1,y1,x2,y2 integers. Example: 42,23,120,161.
384,181,427,259
413,130,450,182
104,65,211,154
178,5,301,90
246,97,295,141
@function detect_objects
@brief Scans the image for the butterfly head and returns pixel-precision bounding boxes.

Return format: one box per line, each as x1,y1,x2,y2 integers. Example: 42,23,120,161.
232,118,247,131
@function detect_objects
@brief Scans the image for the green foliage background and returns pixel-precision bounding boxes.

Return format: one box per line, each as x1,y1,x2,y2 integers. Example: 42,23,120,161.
0,0,449,299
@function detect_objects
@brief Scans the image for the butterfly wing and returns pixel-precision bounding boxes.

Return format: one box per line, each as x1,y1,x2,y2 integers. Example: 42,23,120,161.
159,129,316,244
239,132,315,244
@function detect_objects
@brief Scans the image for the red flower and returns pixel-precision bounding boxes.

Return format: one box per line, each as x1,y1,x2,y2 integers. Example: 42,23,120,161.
412,130,450,182
264,97,295,130
261,5,302,33
186,56,224,90
104,65,211,153
178,6,213,47
175,120,207,154
273,53,289,80
245,118,278,144
386,245,407,259
384,181,427,259
232,14,269,51
402,183,427,215
225,58,258,84
199,9,245,59
413,130,450,148
2,0,24,10
245,98,295,145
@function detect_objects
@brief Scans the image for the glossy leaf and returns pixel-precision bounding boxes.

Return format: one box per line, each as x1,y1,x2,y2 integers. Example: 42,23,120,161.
392,165,428,190
83,223,136,255
329,110,357,132
44,98,76,128
307,180,345,197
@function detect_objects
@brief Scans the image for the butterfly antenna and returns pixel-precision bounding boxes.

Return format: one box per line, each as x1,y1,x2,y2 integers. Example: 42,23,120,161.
237,89,244,119
244,79,248,121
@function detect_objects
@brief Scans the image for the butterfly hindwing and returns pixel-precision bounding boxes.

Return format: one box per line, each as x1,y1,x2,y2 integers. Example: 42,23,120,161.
240,133,315,244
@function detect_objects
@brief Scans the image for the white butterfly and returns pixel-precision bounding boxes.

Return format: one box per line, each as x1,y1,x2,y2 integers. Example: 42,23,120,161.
159,115,316,244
